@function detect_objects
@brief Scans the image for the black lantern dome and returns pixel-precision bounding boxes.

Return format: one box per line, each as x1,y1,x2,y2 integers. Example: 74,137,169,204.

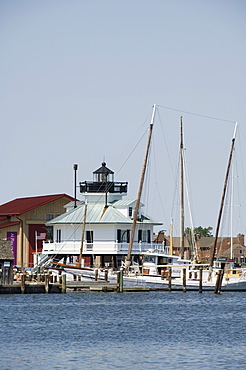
80,162,128,195
93,162,114,182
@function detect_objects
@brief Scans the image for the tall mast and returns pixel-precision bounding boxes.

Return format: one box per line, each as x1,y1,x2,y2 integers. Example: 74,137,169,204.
180,116,185,259
126,104,157,268
210,122,238,267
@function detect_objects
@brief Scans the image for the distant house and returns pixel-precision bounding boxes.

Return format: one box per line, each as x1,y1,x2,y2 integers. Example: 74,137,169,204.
0,194,74,268
154,231,246,264
0,240,14,285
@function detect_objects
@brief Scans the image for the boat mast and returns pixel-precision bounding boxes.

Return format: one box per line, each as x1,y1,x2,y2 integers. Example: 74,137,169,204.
125,104,157,269
169,218,173,255
180,116,185,259
210,122,238,267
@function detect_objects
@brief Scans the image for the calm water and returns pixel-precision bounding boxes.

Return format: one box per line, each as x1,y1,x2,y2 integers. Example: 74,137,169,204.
1,291,246,369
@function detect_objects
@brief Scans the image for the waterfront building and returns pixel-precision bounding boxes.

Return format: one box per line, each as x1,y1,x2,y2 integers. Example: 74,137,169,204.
0,194,74,267
42,162,163,268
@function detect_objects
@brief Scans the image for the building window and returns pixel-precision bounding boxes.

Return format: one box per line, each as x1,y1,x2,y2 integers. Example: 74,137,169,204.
127,230,130,243
117,229,130,243
117,229,122,243
56,229,61,243
138,230,142,243
86,230,93,243
142,230,147,242
147,230,151,243
46,214,54,221
46,226,53,241
129,207,133,217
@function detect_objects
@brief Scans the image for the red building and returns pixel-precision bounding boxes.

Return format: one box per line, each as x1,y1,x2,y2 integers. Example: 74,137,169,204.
0,194,74,268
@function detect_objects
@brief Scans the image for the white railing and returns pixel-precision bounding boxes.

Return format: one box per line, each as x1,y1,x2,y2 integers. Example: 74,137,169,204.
42,240,169,255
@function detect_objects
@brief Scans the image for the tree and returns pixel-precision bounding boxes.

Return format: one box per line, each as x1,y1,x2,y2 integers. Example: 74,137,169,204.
184,226,213,238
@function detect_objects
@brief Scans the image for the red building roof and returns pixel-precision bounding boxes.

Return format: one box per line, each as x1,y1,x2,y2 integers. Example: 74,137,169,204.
0,194,74,216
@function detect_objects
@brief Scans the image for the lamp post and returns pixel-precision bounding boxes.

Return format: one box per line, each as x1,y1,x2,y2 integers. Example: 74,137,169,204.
74,164,78,208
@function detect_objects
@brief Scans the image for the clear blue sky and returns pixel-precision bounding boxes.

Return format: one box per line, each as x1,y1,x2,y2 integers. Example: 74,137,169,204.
1,0,246,236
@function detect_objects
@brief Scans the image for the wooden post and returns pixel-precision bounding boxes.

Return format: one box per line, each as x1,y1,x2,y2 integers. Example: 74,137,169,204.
62,274,66,294
95,269,98,281
199,267,203,293
218,269,224,294
45,274,49,294
104,269,108,281
182,268,186,293
161,270,165,280
119,268,123,293
214,270,221,294
21,274,25,294
168,267,172,292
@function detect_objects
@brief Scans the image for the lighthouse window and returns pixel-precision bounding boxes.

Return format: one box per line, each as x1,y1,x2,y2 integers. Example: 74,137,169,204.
86,230,93,243
129,207,133,217
148,230,151,243
56,229,61,243
138,230,151,243
138,230,142,243
117,229,130,243
117,229,122,243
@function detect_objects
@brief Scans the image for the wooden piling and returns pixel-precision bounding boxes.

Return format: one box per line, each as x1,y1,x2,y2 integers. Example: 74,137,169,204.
21,274,25,294
161,270,165,280
214,270,221,294
119,268,123,293
95,269,98,281
218,269,224,294
168,267,172,292
182,268,186,293
199,267,203,293
104,269,108,281
45,274,49,294
61,274,66,294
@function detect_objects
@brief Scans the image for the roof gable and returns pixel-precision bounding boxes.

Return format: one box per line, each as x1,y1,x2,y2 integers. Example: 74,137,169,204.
46,202,162,226
0,194,74,216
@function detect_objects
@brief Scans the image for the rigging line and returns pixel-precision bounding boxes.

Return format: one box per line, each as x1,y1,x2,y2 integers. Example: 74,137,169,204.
156,108,176,181
116,126,150,175
157,104,236,123
238,130,246,213
113,112,151,176
233,148,246,234
150,134,169,228
155,183,169,230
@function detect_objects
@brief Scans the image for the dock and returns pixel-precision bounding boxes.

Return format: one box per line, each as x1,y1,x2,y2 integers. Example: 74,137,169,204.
1,268,246,294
